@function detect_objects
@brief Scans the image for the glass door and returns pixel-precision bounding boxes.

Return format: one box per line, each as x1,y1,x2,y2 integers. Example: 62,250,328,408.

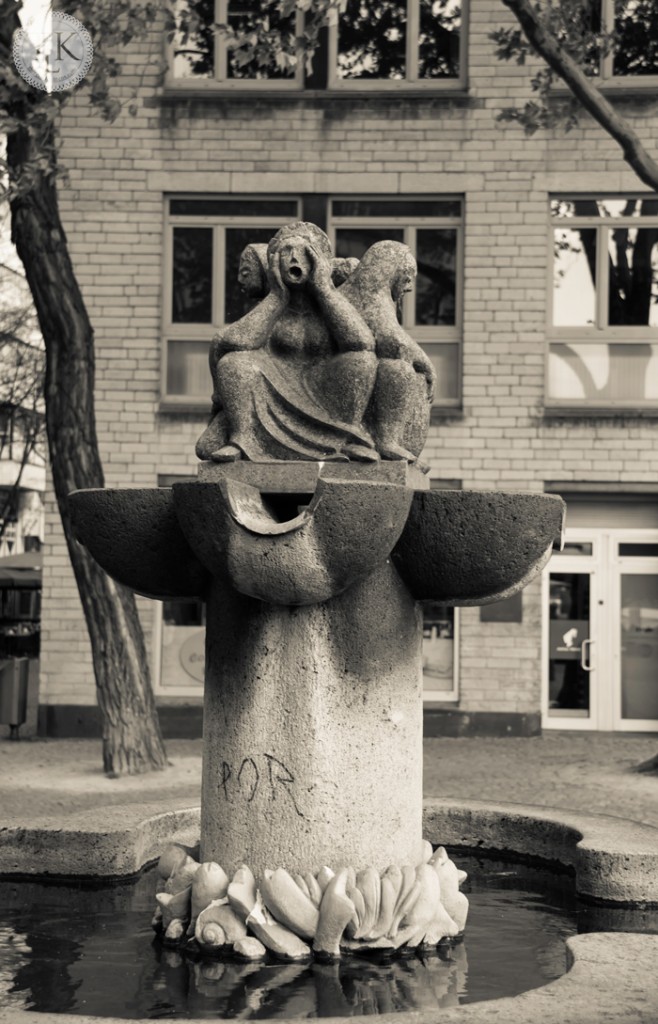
613,540,658,731
544,530,658,732
543,539,600,729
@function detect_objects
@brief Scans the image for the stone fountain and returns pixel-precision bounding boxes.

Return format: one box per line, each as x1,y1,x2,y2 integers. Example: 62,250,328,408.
69,222,564,963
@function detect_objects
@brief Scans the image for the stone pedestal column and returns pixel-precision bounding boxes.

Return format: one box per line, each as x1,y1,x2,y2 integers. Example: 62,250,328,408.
201,560,424,877
69,464,564,887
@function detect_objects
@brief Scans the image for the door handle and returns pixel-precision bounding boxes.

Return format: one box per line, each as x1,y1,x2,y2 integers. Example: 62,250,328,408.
581,638,594,671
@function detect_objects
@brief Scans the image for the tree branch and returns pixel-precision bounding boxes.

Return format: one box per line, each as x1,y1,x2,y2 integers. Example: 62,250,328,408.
501,0,658,192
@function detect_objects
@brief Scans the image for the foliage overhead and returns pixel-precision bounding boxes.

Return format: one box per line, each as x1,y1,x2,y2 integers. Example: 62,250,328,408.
0,0,162,197
2,0,658,189
491,0,658,135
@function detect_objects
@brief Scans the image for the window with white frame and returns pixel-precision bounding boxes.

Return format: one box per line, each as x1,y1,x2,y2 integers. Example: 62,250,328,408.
169,0,466,90
548,196,658,409
329,197,463,406
164,196,301,401
159,598,206,692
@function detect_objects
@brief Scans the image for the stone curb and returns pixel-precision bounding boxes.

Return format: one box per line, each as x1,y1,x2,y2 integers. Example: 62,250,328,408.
2,799,657,906
0,803,201,878
1,801,657,1022
423,798,658,905
1,933,657,1024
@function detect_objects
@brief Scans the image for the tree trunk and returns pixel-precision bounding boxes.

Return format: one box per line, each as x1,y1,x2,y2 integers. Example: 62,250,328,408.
7,122,168,776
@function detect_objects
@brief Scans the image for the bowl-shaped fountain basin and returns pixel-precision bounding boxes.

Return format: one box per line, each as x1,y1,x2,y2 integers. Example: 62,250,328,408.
392,490,565,604
172,476,415,605
68,487,209,600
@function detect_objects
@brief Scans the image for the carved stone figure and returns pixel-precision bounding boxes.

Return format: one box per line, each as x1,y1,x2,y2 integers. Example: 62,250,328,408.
331,256,360,287
196,243,269,460
196,240,366,462
339,240,436,461
237,242,269,301
195,222,437,466
199,222,380,463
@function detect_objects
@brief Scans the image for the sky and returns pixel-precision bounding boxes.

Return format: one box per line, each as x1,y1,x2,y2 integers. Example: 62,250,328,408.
19,0,52,43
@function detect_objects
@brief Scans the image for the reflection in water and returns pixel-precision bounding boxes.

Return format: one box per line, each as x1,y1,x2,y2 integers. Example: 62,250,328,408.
0,856,655,1019
100,937,470,1019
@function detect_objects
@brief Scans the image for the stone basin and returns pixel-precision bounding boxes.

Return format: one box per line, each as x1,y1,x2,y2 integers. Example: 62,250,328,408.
68,486,208,600
69,473,564,607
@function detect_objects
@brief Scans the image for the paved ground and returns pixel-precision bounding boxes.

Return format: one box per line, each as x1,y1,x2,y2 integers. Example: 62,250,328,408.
0,731,656,829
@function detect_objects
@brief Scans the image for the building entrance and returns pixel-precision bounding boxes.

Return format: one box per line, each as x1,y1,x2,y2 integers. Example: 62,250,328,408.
543,530,658,731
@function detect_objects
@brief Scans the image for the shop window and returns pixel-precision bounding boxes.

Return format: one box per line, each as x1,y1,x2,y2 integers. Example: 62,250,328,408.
160,598,206,690
168,0,466,90
329,196,463,407
548,196,658,410
422,602,458,701
164,196,301,403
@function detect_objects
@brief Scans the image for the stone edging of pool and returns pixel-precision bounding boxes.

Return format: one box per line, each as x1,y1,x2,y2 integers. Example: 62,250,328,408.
1,798,656,906
423,798,658,906
1,801,657,1023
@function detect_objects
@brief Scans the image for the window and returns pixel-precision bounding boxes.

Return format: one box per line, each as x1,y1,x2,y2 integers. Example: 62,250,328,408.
422,602,459,701
164,194,463,405
330,0,464,89
164,197,301,402
602,0,658,81
329,197,463,406
548,196,658,409
155,598,206,692
563,1,658,83
170,0,305,88
168,0,466,90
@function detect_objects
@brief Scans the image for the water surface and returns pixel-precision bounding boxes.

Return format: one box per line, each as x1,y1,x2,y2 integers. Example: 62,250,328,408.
0,854,617,1019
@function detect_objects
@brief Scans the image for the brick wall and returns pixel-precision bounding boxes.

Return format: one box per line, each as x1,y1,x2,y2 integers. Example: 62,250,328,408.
42,0,658,719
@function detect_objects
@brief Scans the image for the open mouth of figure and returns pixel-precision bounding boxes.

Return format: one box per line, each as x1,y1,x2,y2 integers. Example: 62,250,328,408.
288,265,303,280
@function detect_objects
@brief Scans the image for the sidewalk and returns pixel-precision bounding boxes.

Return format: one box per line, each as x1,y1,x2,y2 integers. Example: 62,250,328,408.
0,732,656,830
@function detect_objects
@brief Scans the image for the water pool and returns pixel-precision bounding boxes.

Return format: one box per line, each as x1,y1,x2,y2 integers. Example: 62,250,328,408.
0,854,634,1019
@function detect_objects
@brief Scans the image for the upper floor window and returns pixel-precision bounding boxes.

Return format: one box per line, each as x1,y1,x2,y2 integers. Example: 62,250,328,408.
169,0,465,90
163,195,463,407
171,0,304,87
577,0,658,82
330,0,463,89
548,196,658,409
604,0,658,80
329,197,463,406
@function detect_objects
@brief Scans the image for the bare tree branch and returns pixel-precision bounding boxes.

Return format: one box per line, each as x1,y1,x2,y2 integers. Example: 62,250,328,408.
501,0,658,191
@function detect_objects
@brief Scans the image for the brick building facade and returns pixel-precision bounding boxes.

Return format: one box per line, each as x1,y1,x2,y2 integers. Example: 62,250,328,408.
38,0,658,737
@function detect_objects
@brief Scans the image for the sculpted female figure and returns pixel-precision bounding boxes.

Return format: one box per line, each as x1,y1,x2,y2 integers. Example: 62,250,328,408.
237,242,269,301
201,222,379,463
339,240,436,462
196,243,269,460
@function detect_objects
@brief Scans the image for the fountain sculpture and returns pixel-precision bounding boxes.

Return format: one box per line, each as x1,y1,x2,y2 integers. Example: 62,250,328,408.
70,222,564,964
